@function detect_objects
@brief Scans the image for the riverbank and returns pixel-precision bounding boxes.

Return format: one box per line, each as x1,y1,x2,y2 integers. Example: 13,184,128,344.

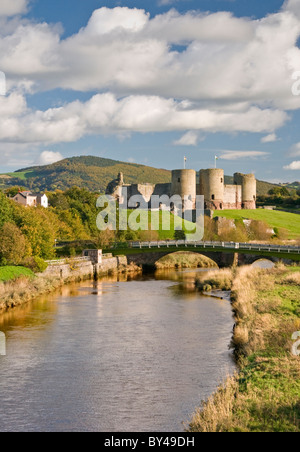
189,265,300,432
0,260,142,312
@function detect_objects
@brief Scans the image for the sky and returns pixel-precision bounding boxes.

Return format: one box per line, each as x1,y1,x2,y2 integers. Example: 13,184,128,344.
0,0,300,182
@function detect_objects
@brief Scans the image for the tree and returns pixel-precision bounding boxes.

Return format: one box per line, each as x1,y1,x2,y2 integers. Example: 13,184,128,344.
0,223,28,265
47,191,70,210
174,229,186,241
5,187,26,198
13,206,57,260
268,186,290,197
0,192,14,228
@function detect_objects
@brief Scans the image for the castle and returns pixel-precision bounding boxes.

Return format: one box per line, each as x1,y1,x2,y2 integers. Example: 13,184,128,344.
106,168,257,212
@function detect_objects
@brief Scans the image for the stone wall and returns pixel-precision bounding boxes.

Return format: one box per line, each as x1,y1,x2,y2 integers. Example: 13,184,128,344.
42,255,129,280
223,185,242,209
42,260,94,280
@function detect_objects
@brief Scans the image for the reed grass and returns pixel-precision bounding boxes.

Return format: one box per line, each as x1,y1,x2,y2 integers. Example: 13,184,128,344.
188,265,300,432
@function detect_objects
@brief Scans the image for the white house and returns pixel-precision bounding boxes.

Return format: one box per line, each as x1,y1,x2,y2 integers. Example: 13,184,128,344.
13,191,48,208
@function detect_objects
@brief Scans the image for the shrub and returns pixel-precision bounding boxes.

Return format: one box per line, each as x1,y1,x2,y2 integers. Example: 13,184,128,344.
23,256,48,273
0,223,28,265
174,229,186,240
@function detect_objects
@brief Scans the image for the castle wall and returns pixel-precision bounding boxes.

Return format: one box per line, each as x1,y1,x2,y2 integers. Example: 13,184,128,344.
125,183,172,207
107,169,256,213
153,183,172,197
223,185,242,210
128,184,156,203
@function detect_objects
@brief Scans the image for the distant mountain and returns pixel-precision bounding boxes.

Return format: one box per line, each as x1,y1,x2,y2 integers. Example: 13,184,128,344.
1,156,171,193
283,181,300,190
0,155,288,196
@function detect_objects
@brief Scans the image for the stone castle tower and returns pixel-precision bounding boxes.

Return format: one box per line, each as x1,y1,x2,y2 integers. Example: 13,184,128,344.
106,168,257,211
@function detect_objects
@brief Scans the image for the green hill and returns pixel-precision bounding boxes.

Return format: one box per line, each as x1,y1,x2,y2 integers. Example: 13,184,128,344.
213,209,300,240
0,155,290,195
0,156,171,193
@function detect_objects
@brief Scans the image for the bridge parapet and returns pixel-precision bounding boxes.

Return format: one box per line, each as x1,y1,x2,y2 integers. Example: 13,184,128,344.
111,240,300,268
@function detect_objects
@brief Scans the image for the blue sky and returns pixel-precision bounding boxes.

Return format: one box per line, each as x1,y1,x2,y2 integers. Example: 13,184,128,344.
0,0,300,182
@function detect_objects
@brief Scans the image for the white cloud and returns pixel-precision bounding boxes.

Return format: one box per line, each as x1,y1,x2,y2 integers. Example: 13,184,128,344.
0,93,288,145
173,131,201,146
0,0,28,17
284,160,300,170
35,151,64,166
0,6,299,149
0,6,299,111
0,142,38,168
261,133,278,143
220,151,270,160
157,0,174,5
85,7,149,35
282,0,300,18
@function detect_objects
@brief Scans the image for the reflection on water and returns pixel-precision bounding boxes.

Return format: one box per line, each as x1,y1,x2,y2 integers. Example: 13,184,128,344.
0,269,235,432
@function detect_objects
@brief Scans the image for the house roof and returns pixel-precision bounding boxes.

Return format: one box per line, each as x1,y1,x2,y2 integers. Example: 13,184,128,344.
19,191,47,198
14,191,47,200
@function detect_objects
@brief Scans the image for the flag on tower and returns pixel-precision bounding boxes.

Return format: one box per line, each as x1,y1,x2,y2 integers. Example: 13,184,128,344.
184,156,187,169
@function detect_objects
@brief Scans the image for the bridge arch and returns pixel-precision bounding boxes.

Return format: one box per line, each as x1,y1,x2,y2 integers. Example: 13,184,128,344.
126,249,236,269
155,251,218,270
251,258,276,269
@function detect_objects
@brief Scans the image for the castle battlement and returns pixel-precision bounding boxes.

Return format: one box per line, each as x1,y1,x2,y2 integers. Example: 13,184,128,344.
106,168,257,211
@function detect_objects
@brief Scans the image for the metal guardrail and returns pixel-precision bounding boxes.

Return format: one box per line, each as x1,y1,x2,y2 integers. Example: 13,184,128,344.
127,240,300,255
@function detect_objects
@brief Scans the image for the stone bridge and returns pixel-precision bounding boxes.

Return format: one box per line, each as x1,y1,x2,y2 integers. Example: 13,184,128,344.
125,250,280,268
113,241,300,269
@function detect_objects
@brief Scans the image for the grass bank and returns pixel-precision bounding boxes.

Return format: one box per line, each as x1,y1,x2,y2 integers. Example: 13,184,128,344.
0,275,63,311
155,251,218,270
213,209,300,240
0,261,142,312
189,265,300,432
0,266,35,282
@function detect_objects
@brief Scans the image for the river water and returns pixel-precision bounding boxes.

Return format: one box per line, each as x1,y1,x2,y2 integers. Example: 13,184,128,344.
0,269,235,432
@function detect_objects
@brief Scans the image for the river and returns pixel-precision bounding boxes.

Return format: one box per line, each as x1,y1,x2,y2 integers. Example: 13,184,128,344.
0,269,235,432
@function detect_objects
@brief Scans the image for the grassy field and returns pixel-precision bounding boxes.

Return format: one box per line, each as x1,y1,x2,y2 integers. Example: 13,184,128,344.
0,266,35,282
213,209,300,240
189,265,300,432
1,171,35,181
